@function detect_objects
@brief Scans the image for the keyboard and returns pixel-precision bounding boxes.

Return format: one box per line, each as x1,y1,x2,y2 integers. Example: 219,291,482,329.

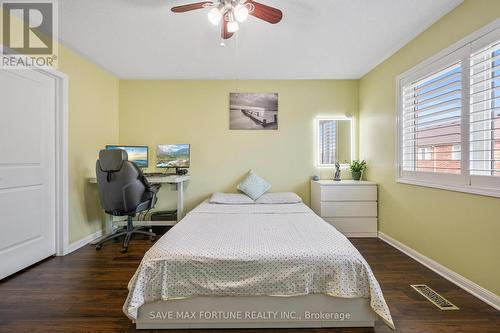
144,173,164,177
144,172,178,177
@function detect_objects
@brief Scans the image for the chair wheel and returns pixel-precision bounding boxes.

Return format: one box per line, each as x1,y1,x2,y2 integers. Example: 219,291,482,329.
150,236,156,242
120,247,128,253
96,244,103,250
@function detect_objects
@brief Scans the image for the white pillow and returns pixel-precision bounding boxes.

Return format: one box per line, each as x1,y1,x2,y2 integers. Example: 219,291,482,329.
209,192,255,204
237,170,271,200
255,192,303,204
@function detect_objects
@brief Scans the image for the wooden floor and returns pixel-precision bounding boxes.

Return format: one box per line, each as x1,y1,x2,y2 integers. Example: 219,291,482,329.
0,237,498,333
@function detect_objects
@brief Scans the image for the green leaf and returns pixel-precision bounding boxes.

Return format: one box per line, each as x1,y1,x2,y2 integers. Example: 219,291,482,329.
349,160,367,172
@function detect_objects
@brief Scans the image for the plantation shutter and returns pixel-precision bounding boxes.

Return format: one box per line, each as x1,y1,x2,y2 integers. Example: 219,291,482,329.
400,49,468,185
469,33,500,188
397,23,500,196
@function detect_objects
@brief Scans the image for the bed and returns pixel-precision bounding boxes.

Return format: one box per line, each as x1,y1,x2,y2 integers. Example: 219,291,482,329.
123,198,394,329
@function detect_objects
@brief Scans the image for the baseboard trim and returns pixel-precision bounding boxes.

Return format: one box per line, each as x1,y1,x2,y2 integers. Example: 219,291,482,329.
346,232,378,238
66,230,103,255
378,231,500,311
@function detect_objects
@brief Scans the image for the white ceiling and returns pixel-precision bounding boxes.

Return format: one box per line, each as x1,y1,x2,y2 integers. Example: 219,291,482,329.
58,0,463,79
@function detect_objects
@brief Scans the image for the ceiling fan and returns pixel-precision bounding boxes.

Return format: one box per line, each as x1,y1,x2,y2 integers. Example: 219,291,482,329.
171,0,283,40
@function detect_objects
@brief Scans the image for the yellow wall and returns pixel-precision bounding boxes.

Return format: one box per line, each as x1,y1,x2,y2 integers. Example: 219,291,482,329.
58,46,119,243
119,80,358,211
359,0,500,295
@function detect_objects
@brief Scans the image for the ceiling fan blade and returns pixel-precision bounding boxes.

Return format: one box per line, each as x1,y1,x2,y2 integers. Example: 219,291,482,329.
171,1,213,13
221,19,234,39
246,0,282,24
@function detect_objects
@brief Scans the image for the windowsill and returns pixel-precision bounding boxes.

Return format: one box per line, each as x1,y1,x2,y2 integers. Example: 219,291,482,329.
396,178,500,199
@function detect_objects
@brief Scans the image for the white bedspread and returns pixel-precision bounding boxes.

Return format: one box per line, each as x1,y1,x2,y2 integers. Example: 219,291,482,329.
123,202,394,329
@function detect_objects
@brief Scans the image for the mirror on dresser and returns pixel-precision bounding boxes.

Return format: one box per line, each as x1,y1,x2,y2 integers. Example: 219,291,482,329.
316,117,353,167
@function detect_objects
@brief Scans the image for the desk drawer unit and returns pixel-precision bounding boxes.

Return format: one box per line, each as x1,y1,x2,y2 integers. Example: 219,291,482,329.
311,180,378,237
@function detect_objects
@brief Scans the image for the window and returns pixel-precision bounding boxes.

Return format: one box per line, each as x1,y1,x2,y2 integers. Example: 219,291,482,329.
400,56,465,182
397,21,500,196
452,144,461,160
469,43,500,178
418,147,433,160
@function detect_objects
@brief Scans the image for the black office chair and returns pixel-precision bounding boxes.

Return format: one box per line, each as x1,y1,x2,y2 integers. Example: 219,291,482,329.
95,149,159,253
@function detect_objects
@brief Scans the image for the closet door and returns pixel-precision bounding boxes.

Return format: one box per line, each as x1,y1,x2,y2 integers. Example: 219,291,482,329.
0,69,56,279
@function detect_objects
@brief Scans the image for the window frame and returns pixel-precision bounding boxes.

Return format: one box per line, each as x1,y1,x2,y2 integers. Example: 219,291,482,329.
395,19,500,198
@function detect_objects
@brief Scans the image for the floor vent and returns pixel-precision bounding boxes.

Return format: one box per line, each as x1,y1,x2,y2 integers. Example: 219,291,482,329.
411,284,459,310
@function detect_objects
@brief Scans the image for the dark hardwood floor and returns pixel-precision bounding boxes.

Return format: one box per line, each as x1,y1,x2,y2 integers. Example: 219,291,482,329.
0,237,498,333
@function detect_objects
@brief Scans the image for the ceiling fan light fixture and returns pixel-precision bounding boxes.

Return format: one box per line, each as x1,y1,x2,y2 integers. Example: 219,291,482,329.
171,0,283,40
234,4,249,22
207,7,222,25
227,20,239,33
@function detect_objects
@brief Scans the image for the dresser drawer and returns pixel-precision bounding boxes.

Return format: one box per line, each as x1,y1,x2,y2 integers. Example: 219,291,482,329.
324,217,377,236
320,201,377,217
320,185,377,201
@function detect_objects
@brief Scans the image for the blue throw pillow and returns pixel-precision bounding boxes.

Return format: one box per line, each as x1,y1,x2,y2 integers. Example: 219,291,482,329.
237,170,271,200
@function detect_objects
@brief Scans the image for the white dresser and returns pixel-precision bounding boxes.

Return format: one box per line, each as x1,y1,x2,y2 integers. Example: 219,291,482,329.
311,180,378,237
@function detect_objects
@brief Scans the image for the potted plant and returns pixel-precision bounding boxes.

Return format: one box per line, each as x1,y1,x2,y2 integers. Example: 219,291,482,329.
349,160,366,181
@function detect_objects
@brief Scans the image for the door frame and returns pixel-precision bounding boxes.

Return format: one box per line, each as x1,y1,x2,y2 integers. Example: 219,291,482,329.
33,67,69,256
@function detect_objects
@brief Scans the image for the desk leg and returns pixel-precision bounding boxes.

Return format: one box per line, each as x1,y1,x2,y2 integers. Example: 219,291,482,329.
177,182,185,221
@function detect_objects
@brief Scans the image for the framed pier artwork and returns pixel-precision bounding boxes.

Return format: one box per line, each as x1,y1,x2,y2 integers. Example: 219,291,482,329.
229,93,278,130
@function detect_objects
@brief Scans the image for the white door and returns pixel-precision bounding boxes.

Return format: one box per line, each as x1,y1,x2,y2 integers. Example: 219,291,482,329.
0,69,56,279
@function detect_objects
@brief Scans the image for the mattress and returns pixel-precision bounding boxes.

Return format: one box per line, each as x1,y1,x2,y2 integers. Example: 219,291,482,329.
123,201,394,329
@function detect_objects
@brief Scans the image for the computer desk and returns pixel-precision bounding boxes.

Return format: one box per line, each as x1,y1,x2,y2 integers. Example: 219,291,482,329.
88,175,190,240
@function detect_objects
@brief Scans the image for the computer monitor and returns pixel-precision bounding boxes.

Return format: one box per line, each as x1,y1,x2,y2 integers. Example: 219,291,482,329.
156,144,190,169
105,145,148,168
